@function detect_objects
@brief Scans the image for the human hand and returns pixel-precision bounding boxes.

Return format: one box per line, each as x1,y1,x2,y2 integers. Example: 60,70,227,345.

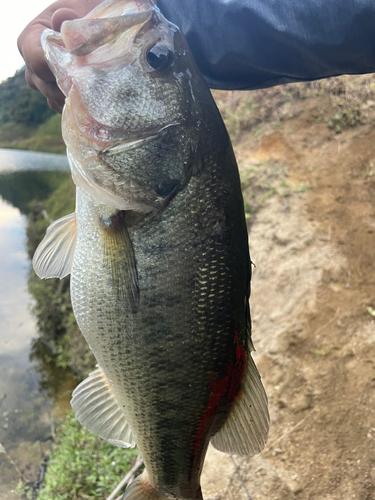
17,0,102,113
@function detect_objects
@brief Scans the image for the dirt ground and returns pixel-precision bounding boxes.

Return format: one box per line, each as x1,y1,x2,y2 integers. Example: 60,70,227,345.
201,82,375,500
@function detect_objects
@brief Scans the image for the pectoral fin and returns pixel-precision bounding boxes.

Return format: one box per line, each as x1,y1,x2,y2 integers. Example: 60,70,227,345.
210,351,269,456
32,212,77,279
71,367,135,448
100,211,140,313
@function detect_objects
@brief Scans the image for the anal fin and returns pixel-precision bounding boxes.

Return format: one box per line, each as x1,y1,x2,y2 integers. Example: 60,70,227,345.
71,367,135,448
210,352,269,456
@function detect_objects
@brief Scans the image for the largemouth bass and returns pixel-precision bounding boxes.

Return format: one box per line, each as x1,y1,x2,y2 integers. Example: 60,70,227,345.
33,1,269,499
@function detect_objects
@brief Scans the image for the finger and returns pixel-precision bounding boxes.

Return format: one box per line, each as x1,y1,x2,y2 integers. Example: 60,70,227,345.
25,68,38,91
70,0,104,18
26,70,65,109
18,1,102,82
51,8,80,32
51,0,104,28
18,26,56,82
18,0,104,95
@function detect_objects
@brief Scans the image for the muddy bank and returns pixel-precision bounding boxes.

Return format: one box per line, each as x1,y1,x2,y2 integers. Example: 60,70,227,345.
202,79,375,499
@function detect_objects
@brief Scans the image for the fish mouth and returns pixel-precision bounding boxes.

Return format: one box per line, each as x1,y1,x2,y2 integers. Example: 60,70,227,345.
64,11,153,57
61,0,156,57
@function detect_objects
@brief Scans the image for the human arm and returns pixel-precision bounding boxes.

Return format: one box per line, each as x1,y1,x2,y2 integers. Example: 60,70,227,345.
158,0,375,90
18,0,375,112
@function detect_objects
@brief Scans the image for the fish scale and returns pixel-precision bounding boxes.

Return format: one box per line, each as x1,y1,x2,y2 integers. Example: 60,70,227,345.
33,1,269,499
71,148,245,495
80,66,179,130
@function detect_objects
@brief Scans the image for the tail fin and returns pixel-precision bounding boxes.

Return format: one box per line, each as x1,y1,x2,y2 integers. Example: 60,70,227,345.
122,471,203,500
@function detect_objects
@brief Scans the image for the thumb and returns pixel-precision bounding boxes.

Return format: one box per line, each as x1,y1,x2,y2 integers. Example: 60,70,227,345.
51,8,80,32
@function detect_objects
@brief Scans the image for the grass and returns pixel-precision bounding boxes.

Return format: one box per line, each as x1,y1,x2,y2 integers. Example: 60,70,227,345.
215,74,375,228
239,160,289,225
27,176,95,381
326,106,365,134
214,74,375,143
19,414,141,500
24,178,128,500
296,182,313,193
0,114,65,153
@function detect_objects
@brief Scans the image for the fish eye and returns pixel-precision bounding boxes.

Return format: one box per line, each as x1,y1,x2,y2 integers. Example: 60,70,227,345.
146,43,174,71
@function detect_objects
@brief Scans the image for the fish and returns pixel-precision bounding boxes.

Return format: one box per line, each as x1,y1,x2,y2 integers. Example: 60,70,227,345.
33,1,269,499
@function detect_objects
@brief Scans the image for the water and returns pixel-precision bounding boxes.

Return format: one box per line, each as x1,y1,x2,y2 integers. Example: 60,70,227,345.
0,148,68,173
0,149,72,499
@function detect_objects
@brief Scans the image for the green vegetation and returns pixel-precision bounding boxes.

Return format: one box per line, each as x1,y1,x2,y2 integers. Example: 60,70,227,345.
19,414,140,500
239,160,290,225
39,415,139,500
296,182,313,193
214,74,375,141
0,69,65,153
214,74,375,226
0,170,69,215
23,176,135,500
326,107,364,134
26,176,95,381
24,179,140,500
0,69,53,126
0,112,65,154
8,58,142,497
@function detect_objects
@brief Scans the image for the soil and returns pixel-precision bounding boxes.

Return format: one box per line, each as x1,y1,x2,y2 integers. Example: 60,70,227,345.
201,82,375,500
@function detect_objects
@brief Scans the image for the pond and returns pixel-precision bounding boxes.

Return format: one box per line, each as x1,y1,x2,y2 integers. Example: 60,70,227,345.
0,148,76,499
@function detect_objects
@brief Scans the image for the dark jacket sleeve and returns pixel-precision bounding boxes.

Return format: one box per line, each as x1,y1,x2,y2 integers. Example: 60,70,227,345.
157,0,375,90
